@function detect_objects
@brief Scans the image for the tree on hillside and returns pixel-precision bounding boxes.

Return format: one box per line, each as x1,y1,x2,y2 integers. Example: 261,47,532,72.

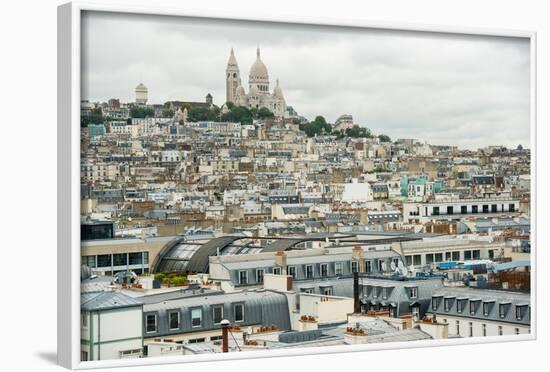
130,107,155,118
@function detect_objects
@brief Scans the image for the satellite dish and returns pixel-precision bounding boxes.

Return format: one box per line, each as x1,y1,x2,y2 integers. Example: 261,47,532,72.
390,261,397,271
381,262,387,271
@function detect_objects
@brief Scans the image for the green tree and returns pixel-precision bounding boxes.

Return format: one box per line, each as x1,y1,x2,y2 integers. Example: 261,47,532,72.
80,107,104,127
378,134,391,143
299,115,332,137
257,107,274,119
130,107,154,118
345,125,371,138
188,106,219,121
161,109,174,118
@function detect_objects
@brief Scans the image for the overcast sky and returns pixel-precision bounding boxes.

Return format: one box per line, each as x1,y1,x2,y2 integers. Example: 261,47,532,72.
82,11,531,149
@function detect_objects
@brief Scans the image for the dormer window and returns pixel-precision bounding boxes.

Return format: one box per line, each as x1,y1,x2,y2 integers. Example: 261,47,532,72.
444,298,451,312
382,288,388,300
470,301,478,315
408,287,418,299
499,304,506,318
432,297,438,311
483,302,490,316
516,305,527,320
373,287,379,299
457,300,464,313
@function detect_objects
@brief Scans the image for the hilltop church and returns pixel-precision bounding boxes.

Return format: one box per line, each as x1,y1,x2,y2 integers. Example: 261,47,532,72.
225,47,286,118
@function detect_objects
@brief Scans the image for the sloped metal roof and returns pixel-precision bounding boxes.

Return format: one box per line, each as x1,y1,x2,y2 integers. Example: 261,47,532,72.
81,291,142,311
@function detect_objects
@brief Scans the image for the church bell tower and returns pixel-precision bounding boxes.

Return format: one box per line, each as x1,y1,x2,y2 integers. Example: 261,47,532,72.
226,48,240,104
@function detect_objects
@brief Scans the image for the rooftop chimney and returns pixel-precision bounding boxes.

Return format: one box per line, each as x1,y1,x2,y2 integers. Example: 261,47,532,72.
353,271,361,314
221,319,230,353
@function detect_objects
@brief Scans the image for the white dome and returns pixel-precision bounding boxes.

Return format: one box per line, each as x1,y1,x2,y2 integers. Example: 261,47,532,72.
249,47,269,81
136,82,147,90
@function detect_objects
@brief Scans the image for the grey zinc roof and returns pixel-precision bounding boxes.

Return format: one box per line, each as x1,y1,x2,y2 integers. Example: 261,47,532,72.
142,289,291,337
361,277,444,318
429,287,530,325
81,291,142,311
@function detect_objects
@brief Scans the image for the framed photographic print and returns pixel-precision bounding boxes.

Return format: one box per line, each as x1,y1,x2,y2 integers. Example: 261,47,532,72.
58,1,536,369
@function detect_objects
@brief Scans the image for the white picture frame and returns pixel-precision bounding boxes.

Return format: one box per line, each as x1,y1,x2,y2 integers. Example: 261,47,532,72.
58,1,537,369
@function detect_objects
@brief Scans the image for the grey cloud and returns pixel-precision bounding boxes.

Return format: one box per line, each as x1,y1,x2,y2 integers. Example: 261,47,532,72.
81,11,530,149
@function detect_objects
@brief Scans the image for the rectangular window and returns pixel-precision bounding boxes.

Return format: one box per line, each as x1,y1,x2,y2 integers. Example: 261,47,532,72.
238,270,248,285
409,287,418,298
413,255,422,266
483,302,489,316
256,269,264,284
305,265,313,279
426,254,434,264
445,252,451,261
469,322,473,337
128,252,143,265
447,206,453,215
97,254,111,268
405,256,412,266
516,306,524,320
470,301,477,314
191,308,202,327
461,205,467,214
365,260,372,273
499,304,506,318
452,251,460,261
433,206,440,216
320,263,328,277
234,304,244,322
472,205,478,214
113,253,127,266
473,250,481,260
456,320,460,336
272,267,281,275
432,297,438,311
498,326,503,336
382,287,388,300
444,298,451,311
146,314,157,333
464,250,472,260
323,287,333,296
351,261,358,273
81,351,88,361
335,262,344,276
412,306,420,320
491,204,498,213
435,253,443,263
213,305,223,324
457,300,464,313
288,266,296,278
81,313,87,327
169,311,180,330
188,338,205,344
509,203,515,212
